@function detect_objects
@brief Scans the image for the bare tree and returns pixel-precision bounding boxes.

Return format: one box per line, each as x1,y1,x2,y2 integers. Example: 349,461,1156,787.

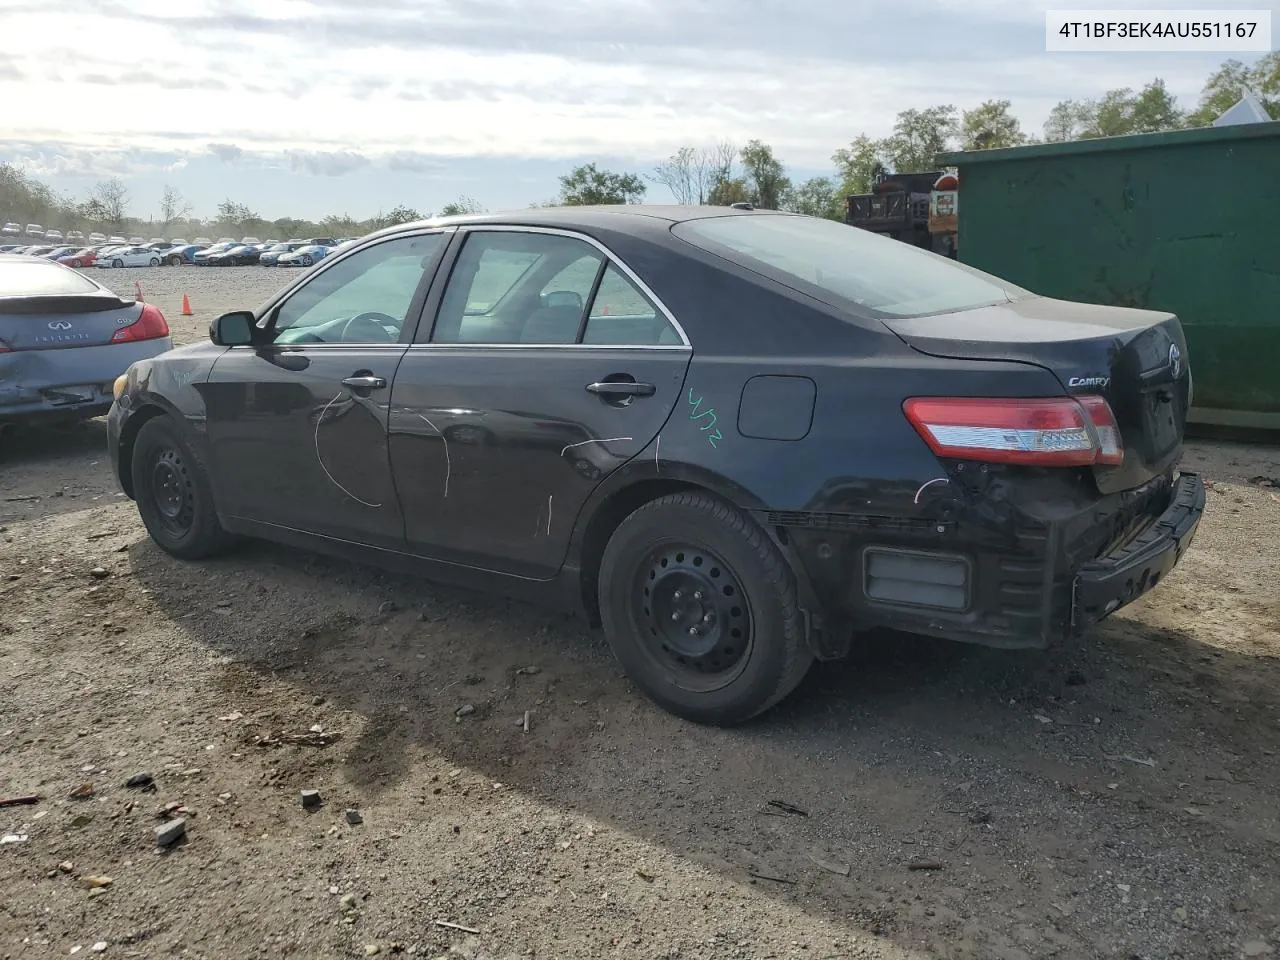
90,178,129,228
650,146,718,205
158,185,192,232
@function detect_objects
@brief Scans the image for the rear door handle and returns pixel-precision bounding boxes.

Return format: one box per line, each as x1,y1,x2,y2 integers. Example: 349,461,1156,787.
586,381,655,397
341,375,387,390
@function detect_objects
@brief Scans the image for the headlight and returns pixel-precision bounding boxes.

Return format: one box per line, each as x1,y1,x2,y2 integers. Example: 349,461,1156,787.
113,374,129,399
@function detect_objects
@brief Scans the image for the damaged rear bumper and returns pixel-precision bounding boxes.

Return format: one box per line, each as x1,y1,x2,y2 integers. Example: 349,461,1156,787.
769,471,1206,655
0,340,171,422
1071,472,1204,632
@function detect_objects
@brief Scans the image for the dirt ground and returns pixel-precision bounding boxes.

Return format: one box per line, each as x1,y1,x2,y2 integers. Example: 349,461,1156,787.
2,266,1280,960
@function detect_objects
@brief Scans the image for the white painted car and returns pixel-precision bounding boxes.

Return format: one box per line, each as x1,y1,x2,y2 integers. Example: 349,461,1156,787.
96,246,163,268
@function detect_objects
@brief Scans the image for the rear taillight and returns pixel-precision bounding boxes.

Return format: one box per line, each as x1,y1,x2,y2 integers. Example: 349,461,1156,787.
903,396,1124,468
111,303,169,343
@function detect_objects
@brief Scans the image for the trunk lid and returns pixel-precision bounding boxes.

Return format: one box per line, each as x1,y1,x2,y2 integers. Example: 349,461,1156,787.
884,296,1191,494
0,292,143,351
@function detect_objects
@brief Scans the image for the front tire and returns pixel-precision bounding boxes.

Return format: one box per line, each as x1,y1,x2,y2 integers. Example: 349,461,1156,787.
598,492,812,725
131,415,237,560
149,257,160,266
300,255,313,266
168,255,183,266
112,258,123,268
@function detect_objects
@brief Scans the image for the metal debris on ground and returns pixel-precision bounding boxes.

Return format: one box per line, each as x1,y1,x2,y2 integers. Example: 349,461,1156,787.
807,854,851,876
1,834,29,844
747,871,796,884
433,919,480,934
908,859,944,871
1103,754,1156,767
0,795,41,807
254,730,340,747
300,790,323,810
764,799,808,817
124,772,155,790
345,809,363,825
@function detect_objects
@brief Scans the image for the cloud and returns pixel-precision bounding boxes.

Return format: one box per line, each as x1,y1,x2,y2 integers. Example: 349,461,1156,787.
384,151,445,173
285,149,371,176
208,143,244,163
0,58,21,82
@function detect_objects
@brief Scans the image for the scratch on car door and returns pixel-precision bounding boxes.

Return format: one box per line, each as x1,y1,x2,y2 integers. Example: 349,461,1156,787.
315,393,382,508
417,414,451,498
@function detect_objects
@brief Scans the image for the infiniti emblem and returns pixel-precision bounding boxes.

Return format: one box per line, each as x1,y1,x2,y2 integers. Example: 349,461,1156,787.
48,320,72,330
1168,343,1182,378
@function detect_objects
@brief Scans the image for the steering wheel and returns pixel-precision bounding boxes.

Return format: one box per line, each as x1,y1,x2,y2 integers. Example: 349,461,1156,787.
339,312,398,343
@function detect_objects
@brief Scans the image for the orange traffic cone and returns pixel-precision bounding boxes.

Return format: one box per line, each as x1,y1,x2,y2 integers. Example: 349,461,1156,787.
134,280,144,301
181,294,193,316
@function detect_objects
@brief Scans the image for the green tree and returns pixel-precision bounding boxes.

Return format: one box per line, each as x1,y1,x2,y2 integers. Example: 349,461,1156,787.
961,99,1027,150
558,163,646,205
739,139,790,210
1046,79,1186,140
215,199,260,234
1188,53,1280,125
883,106,959,172
831,134,885,197
439,196,485,216
375,204,424,227
782,176,842,219
1044,99,1093,141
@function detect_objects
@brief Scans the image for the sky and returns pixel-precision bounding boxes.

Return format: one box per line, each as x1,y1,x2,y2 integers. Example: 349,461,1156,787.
0,0,1275,222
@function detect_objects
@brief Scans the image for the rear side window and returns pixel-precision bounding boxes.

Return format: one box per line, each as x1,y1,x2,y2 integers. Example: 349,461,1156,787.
0,260,100,297
672,214,1026,318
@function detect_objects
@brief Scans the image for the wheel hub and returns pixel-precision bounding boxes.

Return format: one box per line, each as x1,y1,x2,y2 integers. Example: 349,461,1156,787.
150,447,193,531
636,545,751,689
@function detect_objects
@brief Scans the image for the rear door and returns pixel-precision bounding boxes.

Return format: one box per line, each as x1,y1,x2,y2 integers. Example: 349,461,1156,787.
388,225,693,579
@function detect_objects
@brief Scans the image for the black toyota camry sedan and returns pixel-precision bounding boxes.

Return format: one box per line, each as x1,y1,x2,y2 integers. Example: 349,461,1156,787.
107,206,1204,725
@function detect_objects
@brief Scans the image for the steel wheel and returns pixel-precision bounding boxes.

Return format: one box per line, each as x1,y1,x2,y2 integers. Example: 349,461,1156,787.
149,444,195,537
633,542,753,693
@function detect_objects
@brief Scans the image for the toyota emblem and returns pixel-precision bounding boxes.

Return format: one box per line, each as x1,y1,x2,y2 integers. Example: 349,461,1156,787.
1168,343,1182,378
47,320,73,330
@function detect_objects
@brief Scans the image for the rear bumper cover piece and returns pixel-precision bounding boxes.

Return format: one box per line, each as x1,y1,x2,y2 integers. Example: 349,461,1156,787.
1071,472,1204,632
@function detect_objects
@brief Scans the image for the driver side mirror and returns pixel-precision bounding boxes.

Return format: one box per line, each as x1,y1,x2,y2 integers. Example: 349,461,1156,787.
540,290,583,312
210,310,256,346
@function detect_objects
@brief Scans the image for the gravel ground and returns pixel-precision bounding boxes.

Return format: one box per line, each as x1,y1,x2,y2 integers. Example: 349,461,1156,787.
2,265,1279,960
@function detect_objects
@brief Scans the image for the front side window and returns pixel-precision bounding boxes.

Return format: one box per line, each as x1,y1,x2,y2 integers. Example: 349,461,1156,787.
672,214,1027,318
430,232,603,344
271,233,442,344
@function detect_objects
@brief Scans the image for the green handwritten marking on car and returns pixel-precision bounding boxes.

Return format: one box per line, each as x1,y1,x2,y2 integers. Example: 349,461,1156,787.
686,389,722,448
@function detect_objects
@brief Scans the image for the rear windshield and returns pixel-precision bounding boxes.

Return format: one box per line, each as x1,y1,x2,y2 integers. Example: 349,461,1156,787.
0,259,101,297
672,214,1027,318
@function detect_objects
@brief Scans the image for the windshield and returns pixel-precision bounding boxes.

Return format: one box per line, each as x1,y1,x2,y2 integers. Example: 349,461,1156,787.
672,214,1028,318
0,259,101,296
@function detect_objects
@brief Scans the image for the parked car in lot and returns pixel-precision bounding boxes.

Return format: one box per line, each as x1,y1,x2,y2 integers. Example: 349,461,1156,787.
24,224,44,238
108,235,127,245
193,242,243,266
277,243,329,267
23,246,57,258
257,242,300,266
204,244,263,267
105,207,1203,724
57,247,103,268
0,244,22,253
40,246,79,261
67,230,86,242
128,236,145,245
96,246,163,268
162,243,207,266
46,230,64,243
1,223,20,237
89,232,107,244
194,236,212,244
0,253,172,427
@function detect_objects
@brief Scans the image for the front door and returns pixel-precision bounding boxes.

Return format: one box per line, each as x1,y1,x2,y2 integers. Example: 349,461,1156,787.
388,226,692,579
203,231,447,546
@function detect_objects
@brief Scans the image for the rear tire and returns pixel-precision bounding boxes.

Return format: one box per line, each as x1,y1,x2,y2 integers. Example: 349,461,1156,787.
167,255,182,266
131,415,237,560
112,258,123,268
597,491,812,725
149,257,160,266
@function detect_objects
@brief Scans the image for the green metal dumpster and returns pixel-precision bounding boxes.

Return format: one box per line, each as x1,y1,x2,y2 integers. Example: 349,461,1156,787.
939,121,1280,432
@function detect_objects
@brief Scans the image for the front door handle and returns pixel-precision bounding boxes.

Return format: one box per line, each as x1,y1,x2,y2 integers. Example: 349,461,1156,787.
341,375,387,390
586,381,655,398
